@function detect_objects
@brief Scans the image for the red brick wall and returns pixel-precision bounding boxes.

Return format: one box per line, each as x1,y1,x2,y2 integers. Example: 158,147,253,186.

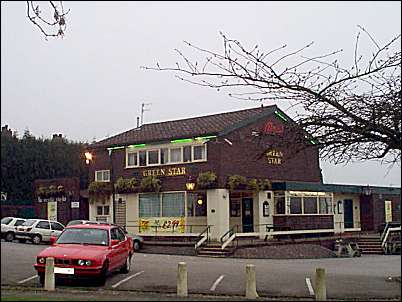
89,114,322,191
372,194,401,232
273,215,334,231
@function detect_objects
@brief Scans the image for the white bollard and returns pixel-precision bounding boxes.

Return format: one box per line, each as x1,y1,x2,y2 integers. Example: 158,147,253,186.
177,262,188,297
245,264,259,299
44,257,55,291
315,268,326,301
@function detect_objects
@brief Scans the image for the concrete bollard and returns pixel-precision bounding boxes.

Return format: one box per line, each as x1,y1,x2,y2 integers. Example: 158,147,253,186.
44,257,55,291
177,262,188,297
315,268,326,301
245,264,259,299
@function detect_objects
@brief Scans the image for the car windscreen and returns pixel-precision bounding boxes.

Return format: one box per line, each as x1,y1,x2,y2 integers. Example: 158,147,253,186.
66,220,82,226
1,217,12,225
56,228,109,246
21,219,37,226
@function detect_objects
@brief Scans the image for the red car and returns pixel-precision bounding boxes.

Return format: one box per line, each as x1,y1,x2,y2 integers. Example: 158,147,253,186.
34,223,133,285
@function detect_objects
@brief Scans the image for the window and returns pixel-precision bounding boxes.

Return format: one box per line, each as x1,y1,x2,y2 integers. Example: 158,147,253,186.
183,146,192,162
51,222,64,231
230,198,241,217
37,221,50,229
15,219,26,226
148,150,159,165
95,170,110,182
187,192,207,216
289,197,302,214
1,217,12,225
193,145,206,161
170,148,182,163
274,195,286,214
97,206,110,216
161,148,169,164
162,192,185,217
127,152,138,166
319,197,332,214
139,193,161,217
304,197,318,214
110,228,126,241
139,151,147,166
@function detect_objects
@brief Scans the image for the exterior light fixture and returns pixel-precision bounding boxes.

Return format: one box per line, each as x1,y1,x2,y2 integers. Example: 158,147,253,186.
197,196,203,205
362,185,372,196
84,152,93,165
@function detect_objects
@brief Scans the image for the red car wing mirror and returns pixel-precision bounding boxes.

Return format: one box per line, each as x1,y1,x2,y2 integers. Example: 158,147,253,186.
111,239,120,246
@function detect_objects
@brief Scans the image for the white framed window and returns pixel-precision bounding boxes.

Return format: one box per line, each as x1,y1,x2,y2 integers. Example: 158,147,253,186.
170,147,182,163
193,145,206,161
183,146,192,162
147,150,160,165
95,170,110,182
97,205,110,216
127,152,138,167
161,148,169,164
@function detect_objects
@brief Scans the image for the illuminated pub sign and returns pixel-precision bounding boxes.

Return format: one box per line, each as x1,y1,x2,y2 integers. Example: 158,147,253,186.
142,166,186,177
266,149,283,165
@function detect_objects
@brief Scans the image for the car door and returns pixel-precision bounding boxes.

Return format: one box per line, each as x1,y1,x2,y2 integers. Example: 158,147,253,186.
116,227,129,263
50,222,64,237
35,221,52,241
109,228,123,271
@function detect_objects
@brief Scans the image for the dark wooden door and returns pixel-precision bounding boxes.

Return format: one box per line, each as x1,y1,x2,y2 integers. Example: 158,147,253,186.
242,198,254,232
344,199,354,228
360,195,374,231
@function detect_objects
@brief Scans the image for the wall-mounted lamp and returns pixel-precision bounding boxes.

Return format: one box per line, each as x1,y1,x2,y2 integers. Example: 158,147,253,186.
362,185,372,196
197,195,203,205
84,151,93,165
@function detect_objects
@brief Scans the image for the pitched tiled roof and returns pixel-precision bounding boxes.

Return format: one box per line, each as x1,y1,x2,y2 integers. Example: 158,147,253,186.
91,105,278,149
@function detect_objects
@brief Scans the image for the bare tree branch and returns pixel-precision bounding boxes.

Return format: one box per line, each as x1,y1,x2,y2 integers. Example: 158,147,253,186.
142,28,401,165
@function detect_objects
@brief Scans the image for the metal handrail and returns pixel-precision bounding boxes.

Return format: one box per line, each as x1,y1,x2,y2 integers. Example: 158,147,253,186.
220,225,238,244
195,225,211,250
382,226,401,248
380,222,401,242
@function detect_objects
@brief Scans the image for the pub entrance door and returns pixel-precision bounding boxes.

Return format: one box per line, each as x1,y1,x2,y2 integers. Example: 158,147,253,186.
344,199,354,228
242,198,254,232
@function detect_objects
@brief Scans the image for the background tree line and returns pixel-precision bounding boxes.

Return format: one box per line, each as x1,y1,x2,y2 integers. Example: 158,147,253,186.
1,125,88,201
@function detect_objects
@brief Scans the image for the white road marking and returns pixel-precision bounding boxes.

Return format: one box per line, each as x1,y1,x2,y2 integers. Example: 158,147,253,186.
18,275,38,284
305,277,315,296
111,271,144,288
210,275,225,291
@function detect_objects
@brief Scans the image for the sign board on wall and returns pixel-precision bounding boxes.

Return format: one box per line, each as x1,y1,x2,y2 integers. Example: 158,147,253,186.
71,201,80,208
47,201,57,221
384,200,393,223
139,217,185,233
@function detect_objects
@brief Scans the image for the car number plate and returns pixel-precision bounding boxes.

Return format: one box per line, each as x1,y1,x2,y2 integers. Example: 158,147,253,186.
54,267,74,275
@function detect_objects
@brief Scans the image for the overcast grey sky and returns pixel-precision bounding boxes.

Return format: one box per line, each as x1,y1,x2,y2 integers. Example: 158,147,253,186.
1,1,401,187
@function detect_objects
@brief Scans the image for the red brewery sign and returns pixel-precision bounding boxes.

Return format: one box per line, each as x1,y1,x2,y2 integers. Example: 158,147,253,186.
263,121,284,135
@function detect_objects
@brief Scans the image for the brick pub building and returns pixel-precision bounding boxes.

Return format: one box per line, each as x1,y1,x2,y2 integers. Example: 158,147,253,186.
85,105,400,243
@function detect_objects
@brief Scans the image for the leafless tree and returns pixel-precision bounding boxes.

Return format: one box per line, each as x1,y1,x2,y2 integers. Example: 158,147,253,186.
143,27,401,165
26,1,69,39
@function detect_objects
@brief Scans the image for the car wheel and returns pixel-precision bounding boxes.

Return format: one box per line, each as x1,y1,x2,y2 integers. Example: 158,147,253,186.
98,261,109,286
37,273,44,287
32,234,42,245
120,254,131,274
5,232,15,242
133,240,140,251
18,239,27,243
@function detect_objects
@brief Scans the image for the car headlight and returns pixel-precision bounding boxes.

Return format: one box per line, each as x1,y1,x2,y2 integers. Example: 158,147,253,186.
78,259,92,266
38,257,46,264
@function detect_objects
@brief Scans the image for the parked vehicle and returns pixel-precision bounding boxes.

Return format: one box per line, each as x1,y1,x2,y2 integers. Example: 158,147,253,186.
66,220,144,251
15,219,65,244
1,217,27,242
66,220,101,227
33,224,134,285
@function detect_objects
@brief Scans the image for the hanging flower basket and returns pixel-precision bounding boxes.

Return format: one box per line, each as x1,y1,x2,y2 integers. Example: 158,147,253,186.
114,177,138,194
196,171,217,189
140,176,161,193
88,181,113,203
227,175,248,190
